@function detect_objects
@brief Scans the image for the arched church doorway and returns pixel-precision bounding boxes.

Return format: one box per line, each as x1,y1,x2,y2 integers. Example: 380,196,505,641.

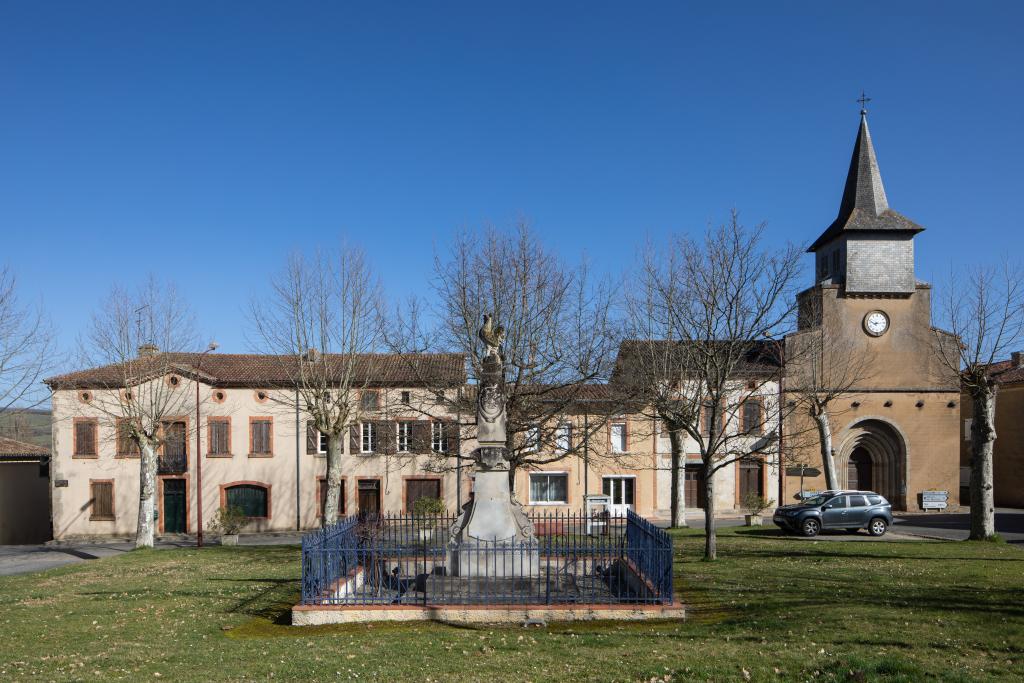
837,419,907,509
847,448,873,491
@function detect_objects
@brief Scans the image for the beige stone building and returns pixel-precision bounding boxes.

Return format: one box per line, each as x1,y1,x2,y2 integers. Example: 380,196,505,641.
960,354,1024,508
780,111,961,509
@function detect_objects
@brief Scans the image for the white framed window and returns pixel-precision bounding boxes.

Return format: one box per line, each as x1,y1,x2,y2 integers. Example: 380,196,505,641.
610,422,627,453
318,430,328,454
361,422,377,453
401,391,411,405
396,421,412,453
529,472,568,505
431,422,448,453
555,423,572,452
525,425,540,452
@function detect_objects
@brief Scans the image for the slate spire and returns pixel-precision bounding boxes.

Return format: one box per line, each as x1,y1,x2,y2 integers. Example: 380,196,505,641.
837,112,889,219
808,110,922,253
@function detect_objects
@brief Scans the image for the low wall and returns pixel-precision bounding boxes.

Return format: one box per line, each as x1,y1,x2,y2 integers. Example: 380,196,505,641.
293,603,685,625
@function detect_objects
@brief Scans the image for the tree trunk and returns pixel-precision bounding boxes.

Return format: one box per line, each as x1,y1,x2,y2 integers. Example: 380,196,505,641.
136,440,157,549
668,429,687,528
702,462,716,560
813,407,840,491
969,387,997,540
322,432,343,524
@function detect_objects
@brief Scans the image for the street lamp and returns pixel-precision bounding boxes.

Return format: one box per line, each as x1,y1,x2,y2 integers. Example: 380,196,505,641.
195,341,218,547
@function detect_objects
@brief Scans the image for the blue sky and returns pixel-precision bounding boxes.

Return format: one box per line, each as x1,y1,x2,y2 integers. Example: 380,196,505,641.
2,2,1021,363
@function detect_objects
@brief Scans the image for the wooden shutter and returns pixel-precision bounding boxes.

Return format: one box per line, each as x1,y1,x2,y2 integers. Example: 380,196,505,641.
350,424,361,453
251,420,271,455
377,421,396,455
90,481,114,520
406,479,441,510
306,421,318,454
411,421,430,453
75,421,97,456
226,484,267,517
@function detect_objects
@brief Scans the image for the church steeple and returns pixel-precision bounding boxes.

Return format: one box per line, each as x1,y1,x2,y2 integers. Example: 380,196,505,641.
809,105,924,295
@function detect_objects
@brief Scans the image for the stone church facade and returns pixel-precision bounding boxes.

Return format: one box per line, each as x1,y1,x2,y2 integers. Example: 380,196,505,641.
781,111,961,509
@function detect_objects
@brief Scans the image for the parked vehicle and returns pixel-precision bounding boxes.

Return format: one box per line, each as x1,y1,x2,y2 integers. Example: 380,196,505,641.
773,491,892,537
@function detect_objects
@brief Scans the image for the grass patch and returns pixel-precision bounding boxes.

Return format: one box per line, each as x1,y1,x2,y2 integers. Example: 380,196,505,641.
0,529,1021,681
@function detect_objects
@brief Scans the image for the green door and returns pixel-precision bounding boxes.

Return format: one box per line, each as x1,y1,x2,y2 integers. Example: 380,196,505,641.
163,479,187,533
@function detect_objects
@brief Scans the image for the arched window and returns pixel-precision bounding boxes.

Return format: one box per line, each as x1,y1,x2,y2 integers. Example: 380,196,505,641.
224,484,269,518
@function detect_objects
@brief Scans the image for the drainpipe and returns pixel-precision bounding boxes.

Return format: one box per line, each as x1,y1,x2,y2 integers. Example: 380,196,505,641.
295,384,301,531
195,342,217,548
583,412,589,499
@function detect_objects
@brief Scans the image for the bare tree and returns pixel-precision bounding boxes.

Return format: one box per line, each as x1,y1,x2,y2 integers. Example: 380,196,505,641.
934,262,1024,540
0,267,57,416
249,247,383,523
784,293,876,490
388,224,626,489
77,277,199,548
624,213,801,559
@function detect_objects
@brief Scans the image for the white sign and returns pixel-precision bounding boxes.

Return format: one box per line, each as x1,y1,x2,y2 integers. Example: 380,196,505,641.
921,490,948,510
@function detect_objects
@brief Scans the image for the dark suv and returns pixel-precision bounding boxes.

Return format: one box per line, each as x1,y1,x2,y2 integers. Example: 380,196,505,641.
773,491,893,537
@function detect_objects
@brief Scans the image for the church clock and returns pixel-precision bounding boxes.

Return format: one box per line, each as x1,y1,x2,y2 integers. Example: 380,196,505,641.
863,310,889,337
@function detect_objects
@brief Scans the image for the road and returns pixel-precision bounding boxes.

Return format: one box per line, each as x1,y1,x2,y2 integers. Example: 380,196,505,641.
892,508,1024,544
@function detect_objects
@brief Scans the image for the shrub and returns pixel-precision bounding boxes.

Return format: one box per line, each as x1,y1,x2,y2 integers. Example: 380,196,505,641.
741,493,775,517
209,506,248,535
412,496,445,517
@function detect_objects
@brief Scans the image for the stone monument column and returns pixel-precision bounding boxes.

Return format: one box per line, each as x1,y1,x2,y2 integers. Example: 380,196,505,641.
448,315,537,577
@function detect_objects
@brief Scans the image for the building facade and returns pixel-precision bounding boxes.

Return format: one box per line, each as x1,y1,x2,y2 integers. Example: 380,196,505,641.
960,354,1024,508
781,111,960,509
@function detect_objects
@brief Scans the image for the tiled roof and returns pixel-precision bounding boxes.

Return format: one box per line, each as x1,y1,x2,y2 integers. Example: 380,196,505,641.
611,339,783,384
0,436,48,458
45,352,467,389
981,357,1024,385
808,113,923,252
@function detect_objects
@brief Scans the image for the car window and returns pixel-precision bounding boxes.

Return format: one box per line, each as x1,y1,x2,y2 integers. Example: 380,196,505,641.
848,495,867,507
868,495,884,506
825,496,847,509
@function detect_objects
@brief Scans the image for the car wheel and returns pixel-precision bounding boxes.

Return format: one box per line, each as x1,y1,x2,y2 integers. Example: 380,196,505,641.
868,518,888,537
845,528,861,534
801,518,820,537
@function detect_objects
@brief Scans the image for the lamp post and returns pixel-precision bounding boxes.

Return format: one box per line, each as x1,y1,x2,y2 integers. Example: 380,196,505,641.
195,341,218,547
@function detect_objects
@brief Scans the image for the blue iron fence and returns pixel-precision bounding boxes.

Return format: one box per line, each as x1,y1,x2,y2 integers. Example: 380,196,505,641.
300,511,675,607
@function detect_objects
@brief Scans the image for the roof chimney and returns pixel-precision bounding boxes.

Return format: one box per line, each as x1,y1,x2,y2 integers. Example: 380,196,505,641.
1012,351,1022,368
138,343,160,357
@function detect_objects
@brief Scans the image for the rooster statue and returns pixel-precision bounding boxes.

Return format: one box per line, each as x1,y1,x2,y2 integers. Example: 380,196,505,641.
478,314,506,358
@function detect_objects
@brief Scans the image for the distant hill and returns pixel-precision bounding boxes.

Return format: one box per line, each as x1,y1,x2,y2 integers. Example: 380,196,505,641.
0,408,51,449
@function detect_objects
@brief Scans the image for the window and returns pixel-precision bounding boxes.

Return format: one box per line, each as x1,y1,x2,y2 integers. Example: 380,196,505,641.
360,391,380,411
361,422,377,453
225,484,269,518
397,421,413,452
867,495,884,506
90,480,114,520
555,423,572,452
742,400,763,435
848,495,867,508
602,476,635,506
525,425,540,452
431,422,448,453
74,419,98,457
700,404,723,438
400,391,411,405
318,479,346,519
116,419,140,457
826,496,847,509
529,472,568,504
610,422,627,453
208,418,231,455
249,418,272,456
319,431,328,454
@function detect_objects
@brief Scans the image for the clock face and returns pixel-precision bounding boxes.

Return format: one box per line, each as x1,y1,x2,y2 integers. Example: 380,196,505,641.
864,310,889,337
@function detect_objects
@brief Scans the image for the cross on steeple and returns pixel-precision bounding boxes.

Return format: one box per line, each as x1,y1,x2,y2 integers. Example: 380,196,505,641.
857,90,872,115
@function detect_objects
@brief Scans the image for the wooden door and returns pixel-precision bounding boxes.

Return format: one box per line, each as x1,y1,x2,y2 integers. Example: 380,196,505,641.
162,479,187,533
849,449,872,491
684,465,706,509
739,461,764,501
357,480,381,518
405,479,441,512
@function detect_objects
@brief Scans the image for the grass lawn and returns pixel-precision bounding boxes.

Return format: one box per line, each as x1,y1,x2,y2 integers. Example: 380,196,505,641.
1,529,1021,682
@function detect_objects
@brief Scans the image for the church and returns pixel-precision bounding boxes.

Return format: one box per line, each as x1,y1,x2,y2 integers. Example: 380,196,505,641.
781,108,961,510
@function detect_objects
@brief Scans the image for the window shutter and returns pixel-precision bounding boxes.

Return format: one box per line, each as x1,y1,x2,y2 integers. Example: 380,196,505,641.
349,424,360,454
377,421,396,455
306,421,318,454
411,421,430,453
91,481,114,519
